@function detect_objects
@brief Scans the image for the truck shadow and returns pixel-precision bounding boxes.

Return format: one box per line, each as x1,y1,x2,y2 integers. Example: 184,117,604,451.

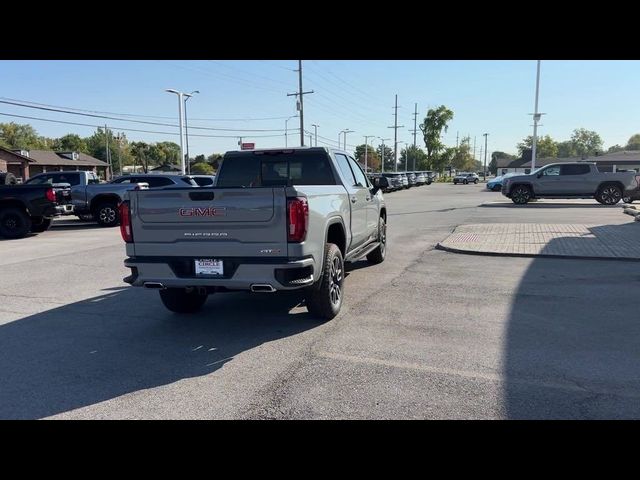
481,202,620,208
0,288,317,419
504,222,640,418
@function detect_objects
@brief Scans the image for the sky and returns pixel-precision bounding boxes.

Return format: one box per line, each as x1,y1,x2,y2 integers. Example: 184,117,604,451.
0,60,638,159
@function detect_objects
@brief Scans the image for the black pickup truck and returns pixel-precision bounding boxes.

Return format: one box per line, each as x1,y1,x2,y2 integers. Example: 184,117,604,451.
0,181,73,238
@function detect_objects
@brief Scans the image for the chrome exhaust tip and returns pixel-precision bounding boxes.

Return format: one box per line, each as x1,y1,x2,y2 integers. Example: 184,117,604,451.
143,282,166,289
250,284,276,293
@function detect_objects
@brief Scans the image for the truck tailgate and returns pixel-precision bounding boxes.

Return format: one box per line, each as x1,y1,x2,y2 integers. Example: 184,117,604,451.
129,187,289,257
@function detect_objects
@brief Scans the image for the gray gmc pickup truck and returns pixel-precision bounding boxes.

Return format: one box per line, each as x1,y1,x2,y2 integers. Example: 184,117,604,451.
502,162,640,205
121,147,389,320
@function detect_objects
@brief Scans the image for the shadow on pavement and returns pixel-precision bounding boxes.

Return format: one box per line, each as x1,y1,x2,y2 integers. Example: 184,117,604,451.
481,202,619,209
504,223,640,418
0,288,318,419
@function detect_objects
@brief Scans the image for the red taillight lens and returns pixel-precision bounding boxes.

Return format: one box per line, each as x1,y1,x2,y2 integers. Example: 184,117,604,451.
287,197,308,243
45,188,56,203
119,201,133,243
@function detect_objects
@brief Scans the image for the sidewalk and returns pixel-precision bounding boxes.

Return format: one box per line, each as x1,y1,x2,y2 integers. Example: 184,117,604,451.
437,222,640,260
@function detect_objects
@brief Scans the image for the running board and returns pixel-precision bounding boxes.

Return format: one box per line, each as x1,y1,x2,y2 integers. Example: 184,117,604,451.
345,241,381,262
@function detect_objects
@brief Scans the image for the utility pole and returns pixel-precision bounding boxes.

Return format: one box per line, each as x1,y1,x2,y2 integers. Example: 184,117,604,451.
309,133,313,146
104,124,112,180
483,133,489,181
388,94,405,172
363,135,376,173
311,124,320,146
456,131,459,149
473,136,477,163
287,60,314,147
531,60,542,171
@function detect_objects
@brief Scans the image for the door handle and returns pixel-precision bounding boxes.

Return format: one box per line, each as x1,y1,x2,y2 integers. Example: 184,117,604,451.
351,196,357,203
366,196,371,201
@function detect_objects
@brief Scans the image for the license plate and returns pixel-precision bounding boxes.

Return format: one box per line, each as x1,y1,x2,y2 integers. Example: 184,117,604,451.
195,259,223,276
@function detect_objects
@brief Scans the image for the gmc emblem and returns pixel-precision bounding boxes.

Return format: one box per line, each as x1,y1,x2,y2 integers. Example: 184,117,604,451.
179,207,227,217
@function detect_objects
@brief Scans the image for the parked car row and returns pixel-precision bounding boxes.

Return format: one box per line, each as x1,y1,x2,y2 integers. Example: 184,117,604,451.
367,171,436,193
0,171,217,238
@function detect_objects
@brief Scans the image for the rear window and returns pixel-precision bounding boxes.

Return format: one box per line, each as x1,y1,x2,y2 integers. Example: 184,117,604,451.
217,151,336,187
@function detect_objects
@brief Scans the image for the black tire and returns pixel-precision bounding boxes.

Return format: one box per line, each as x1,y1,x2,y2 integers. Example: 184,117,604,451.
306,243,344,320
595,184,622,205
30,217,53,233
77,213,95,222
511,185,532,204
95,201,119,227
159,288,208,313
463,179,469,184
367,216,386,264
0,207,32,239
622,196,634,204
453,181,458,185
474,179,479,184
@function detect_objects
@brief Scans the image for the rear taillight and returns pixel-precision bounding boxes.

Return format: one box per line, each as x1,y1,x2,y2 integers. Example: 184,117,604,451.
287,197,308,243
635,175,640,188
119,201,133,243
45,188,56,203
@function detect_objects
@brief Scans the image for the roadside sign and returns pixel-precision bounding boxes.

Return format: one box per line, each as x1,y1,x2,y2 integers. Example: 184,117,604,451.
241,143,255,150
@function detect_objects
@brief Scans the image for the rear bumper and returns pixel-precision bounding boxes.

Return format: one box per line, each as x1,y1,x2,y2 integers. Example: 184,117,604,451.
55,204,75,216
123,256,316,291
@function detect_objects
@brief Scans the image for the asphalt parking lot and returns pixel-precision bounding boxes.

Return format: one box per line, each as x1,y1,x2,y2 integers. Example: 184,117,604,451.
1,183,638,419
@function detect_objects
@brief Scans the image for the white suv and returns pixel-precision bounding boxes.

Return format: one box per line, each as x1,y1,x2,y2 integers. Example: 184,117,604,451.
453,172,480,184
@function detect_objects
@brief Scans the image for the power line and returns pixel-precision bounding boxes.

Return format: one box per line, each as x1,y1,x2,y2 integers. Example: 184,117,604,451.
0,112,297,138
0,99,292,132
0,96,290,122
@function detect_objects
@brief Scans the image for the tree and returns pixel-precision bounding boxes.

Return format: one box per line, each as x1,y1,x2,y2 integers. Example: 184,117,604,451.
193,154,206,163
190,163,214,175
626,134,640,151
517,135,558,159
489,151,516,175
607,144,625,154
53,134,88,153
557,140,577,158
450,136,477,171
130,141,152,173
375,144,395,171
207,153,223,171
354,144,379,171
419,105,454,170
570,128,603,157
399,145,428,170
0,122,47,150
148,142,180,167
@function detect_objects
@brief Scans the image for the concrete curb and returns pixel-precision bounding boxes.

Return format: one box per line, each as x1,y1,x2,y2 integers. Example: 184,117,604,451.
435,242,640,262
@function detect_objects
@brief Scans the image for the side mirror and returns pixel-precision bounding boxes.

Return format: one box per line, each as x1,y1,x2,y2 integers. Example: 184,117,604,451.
373,176,389,190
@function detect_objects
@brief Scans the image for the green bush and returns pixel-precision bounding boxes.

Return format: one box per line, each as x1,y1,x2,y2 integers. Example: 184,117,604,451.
190,163,214,175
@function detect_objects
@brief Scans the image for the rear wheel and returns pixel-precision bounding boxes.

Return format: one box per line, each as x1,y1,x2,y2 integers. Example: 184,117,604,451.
159,288,208,313
623,196,634,204
306,243,344,320
30,217,53,233
95,202,119,227
367,216,387,264
595,185,622,205
474,179,479,184
511,185,532,204
0,207,32,239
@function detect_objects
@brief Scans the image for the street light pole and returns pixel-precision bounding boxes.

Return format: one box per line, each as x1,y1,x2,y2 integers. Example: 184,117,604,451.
378,137,390,173
311,124,320,147
183,90,199,175
531,60,542,171
483,133,489,181
166,89,186,174
285,115,297,148
342,129,354,151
